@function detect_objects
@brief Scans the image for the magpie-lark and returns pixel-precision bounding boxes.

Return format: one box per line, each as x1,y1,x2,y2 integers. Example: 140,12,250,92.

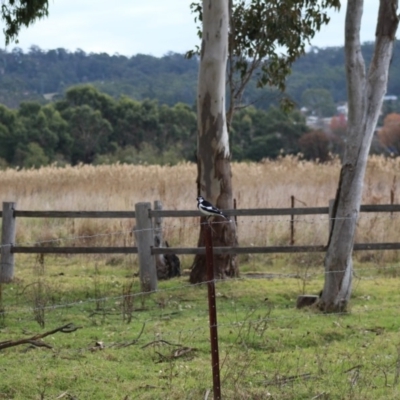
197,196,230,220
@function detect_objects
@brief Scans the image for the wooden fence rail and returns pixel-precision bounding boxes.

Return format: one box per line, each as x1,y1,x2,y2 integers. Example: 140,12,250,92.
13,211,136,218
1,200,400,288
11,243,400,256
2,204,399,219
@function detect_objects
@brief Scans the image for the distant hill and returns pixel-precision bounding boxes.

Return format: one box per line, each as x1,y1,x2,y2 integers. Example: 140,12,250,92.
1,42,400,109
0,47,200,108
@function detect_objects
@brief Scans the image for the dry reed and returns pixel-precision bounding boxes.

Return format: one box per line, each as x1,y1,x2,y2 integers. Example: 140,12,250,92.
0,156,399,262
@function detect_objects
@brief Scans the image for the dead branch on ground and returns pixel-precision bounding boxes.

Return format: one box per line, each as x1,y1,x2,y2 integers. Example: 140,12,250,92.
0,323,81,351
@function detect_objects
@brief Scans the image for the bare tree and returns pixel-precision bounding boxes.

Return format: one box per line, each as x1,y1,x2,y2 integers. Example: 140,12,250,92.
319,0,399,312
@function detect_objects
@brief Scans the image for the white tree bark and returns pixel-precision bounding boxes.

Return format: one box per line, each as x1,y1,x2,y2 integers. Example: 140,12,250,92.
319,0,399,312
197,0,230,203
191,0,238,283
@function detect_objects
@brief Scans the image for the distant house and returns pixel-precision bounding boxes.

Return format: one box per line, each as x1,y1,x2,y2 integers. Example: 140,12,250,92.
43,92,59,101
336,103,348,116
305,116,319,129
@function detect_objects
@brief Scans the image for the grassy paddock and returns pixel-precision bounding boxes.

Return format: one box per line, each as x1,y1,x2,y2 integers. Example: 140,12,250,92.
1,157,400,398
1,256,400,399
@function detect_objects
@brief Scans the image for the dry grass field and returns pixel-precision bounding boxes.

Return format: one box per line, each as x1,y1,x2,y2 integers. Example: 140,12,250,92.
0,155,399,259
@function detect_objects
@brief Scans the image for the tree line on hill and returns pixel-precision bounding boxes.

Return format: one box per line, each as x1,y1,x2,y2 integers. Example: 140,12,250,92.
2,42,400,168
0,85,316,168
2,83,400,169
2,42,400,110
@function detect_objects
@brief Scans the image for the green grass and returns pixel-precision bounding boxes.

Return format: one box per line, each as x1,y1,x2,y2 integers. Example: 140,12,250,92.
1,255,400,399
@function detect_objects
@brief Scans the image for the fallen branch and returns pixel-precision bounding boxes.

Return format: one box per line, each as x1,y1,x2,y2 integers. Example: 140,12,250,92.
172,346,196,358
141,339,182,349
156,346,197,362
264,373,315,386
114,323,146,348
88,323,146,351
0,323,81,351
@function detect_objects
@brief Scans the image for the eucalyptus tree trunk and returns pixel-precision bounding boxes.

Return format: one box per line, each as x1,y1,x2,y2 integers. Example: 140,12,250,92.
190,0,238,283
318,0,399,312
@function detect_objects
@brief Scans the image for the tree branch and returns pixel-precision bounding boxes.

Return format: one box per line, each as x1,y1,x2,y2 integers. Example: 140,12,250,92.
0,323,81,351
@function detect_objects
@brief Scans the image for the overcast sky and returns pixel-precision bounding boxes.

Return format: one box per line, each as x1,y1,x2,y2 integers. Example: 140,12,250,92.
0,0,380,57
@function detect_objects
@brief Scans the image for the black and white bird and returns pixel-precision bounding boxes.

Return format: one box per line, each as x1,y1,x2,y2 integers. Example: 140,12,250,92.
197,196,230,221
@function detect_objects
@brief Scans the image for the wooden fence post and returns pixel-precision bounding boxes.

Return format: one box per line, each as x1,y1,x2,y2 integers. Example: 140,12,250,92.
328,199,335,235
391,185,395,218
135,202,157,292
1,202,16,283
290,195,295,245
153,200,163,248
153,200,166,278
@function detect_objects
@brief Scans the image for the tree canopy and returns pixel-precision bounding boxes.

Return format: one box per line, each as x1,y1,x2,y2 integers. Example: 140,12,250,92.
1,0,49,45
188,0,340,121
0,85,317,169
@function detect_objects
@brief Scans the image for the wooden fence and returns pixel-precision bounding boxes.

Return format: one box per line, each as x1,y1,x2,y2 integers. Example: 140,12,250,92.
2,200,400,289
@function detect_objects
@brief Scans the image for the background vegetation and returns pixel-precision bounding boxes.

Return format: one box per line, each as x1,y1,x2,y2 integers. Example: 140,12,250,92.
1,43,400,168
0,85,311,168
1,42,400,109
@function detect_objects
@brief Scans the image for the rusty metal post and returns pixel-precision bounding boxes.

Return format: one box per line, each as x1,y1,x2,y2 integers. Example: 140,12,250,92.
290,195,295,245
204,222,221,400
